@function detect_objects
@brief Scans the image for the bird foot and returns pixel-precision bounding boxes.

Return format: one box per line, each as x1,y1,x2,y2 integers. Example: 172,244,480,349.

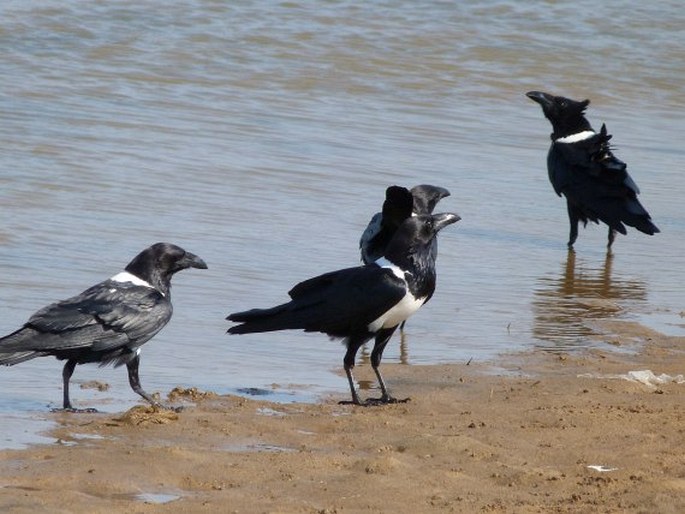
338,396,410,407
52,407,99,414
149,402,184,413
365,396,411,406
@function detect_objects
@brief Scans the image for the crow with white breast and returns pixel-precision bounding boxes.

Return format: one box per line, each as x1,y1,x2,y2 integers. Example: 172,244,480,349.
359,184,450,334
526,91,659,249
0,242,207,412
228,186,459,405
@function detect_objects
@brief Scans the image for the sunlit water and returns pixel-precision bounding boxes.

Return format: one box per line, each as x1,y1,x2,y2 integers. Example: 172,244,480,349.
0,0,683,448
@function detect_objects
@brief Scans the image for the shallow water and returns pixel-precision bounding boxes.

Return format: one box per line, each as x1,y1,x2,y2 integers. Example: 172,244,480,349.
0,0,683,447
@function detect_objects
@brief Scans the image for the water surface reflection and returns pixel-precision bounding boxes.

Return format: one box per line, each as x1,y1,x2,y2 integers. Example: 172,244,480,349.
533,251,647,349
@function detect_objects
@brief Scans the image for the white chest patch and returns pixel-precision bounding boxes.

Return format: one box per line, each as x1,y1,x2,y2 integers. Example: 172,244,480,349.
110,271,160,294
368,258,424,331
374,257,410,280
368,292,425,332
554,130,596,144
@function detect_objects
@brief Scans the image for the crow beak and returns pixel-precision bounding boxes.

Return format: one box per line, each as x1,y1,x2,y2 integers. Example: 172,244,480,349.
435,186,451,200
432,212,461,232
183,252,208,270
526,91,554,109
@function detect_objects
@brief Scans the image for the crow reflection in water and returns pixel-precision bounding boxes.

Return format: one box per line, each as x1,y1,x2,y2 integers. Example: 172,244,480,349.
532,250,647,348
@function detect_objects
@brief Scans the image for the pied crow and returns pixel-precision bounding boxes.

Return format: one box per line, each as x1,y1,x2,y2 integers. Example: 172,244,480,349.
228,187,459,405
359,184,451,334
0,242,207,412
526,91,659,249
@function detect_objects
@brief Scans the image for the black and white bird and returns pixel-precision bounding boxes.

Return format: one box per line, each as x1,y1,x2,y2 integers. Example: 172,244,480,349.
359,184,451,334
228,187,459,405
0,243,207,412
526,91,659,248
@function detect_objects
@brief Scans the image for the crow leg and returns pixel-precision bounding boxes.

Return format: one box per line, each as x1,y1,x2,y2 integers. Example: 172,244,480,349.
368,327,407,404
339,336,367,405
566,202,580,248
342,365,363,406
607,227,617,249
126,354,169,410
62,359,76,410
399,320,407,335
50,360,98,413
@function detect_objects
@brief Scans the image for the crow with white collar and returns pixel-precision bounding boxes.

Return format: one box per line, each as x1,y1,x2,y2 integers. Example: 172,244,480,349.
359,184,451,334
526,91,659,248
228,187,460,405
0,242,207,412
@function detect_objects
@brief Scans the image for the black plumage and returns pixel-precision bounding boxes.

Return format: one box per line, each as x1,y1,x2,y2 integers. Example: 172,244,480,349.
359,184,450,335
359,184,451,265
0,242,207,411
228,188,459,405
526,91,659,248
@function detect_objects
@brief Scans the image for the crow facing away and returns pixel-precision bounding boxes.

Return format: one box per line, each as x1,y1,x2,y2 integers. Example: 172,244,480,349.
526,91,659,249
228,187,460,405
0,242,207,412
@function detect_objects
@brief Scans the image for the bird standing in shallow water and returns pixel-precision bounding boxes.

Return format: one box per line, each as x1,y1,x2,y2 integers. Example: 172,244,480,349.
0,243,207,412
526,91,659,249
228,186,459,406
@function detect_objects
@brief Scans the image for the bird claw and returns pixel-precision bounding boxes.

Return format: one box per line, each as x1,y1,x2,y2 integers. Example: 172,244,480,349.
52,407,99,414
338,396,410,407
365,396,411,406
150,402,184,413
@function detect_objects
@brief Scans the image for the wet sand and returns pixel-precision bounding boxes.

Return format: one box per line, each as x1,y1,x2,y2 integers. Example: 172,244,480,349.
1,319,684,513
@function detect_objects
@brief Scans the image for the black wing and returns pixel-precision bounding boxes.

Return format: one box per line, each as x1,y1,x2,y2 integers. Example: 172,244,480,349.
229,265,407,337
549,126,658,234
359,212,383,264
18,280,171,353
549,127,626,192
359,186,414,265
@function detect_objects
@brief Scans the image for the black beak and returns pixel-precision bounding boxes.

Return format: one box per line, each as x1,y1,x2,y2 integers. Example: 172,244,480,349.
433,186,451,201
432,212,461,232
183,251,208,270
409,185,452,214
526,91,554,109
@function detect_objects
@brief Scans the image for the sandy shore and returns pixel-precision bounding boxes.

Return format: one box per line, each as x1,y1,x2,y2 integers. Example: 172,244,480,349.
1,319,684,513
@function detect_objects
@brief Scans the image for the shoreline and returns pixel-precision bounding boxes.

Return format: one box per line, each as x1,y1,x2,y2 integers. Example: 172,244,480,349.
1,319,684,513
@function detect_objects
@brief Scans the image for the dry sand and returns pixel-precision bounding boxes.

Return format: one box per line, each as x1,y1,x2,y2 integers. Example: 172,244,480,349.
1,319,684,513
